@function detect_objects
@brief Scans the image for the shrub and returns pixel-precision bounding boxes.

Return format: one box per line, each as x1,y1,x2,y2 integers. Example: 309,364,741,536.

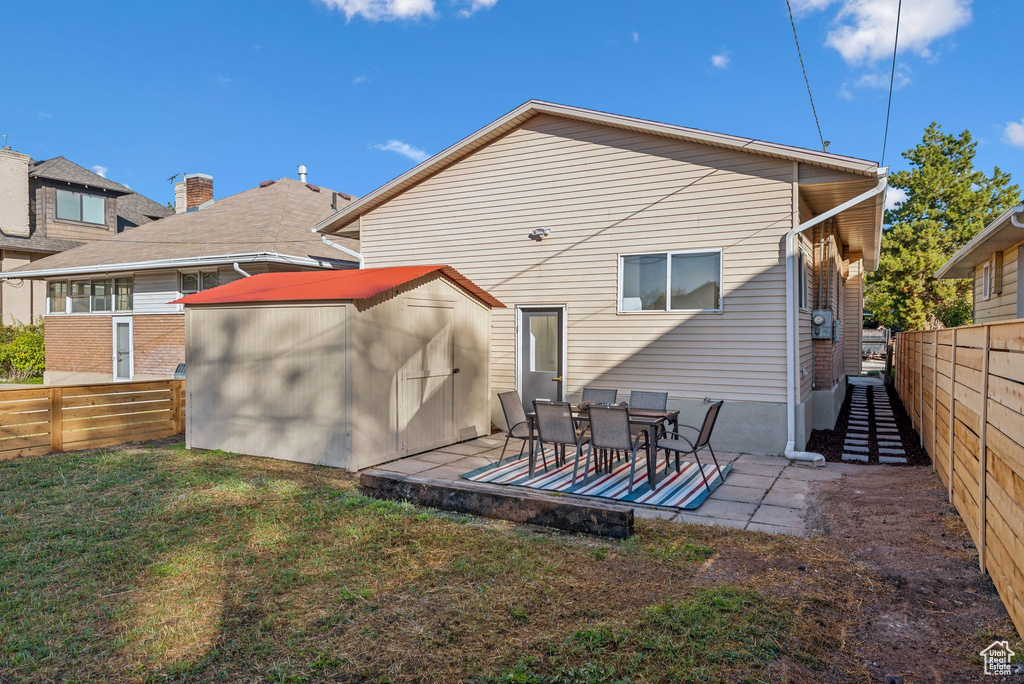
0,322,45,381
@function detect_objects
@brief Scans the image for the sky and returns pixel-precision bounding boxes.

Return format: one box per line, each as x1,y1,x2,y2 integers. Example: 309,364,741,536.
2,0,1021,211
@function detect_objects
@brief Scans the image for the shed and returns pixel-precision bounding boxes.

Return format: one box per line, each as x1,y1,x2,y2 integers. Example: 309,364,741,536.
176,265,503,470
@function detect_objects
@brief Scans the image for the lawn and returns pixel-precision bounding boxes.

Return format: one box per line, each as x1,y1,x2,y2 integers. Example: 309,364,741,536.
0,440,1014,682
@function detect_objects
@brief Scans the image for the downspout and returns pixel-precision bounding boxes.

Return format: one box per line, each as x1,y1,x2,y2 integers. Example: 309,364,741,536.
1011,206,1024,229
320,234,364,269
785,174,887,465
232,263,251,277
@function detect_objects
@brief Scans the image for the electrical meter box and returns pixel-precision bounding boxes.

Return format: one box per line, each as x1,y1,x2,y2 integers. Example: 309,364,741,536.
811,309,833,340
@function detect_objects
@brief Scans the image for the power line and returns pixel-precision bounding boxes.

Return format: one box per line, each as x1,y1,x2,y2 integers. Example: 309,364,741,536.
880,0,903,166
785,0,826,152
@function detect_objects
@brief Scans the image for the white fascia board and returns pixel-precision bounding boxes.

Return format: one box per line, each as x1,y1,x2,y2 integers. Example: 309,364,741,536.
0,252,355,280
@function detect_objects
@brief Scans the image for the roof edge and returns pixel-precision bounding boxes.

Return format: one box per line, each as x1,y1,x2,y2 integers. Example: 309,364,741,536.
0,251,357,280
316,99,882,235
935,204,1024,279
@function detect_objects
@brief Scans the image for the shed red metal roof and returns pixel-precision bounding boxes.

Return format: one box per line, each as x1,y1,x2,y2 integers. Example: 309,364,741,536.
172,265,505,308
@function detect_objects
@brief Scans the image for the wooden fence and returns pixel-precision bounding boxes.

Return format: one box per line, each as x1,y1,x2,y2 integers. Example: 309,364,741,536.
894,320,1024,639
0,380,184,460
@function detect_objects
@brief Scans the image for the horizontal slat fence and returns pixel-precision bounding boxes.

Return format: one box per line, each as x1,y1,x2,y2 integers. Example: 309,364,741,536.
0,380,184,459
895,320,1024,639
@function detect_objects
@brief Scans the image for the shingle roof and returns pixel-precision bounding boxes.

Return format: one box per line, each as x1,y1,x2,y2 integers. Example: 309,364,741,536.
174,265,505,308
29,157,132,194
116,192,173,231
4,178,360,276
0,234,83,255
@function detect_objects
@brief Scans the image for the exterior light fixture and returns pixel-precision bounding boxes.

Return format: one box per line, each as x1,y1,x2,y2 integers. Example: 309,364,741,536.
529,228,551,241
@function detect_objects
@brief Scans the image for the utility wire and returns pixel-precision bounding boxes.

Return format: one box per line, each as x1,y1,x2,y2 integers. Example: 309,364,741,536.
785,0,826,152
880,0,903,166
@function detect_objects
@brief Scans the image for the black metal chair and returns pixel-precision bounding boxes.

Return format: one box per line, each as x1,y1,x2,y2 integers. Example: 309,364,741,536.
533,400,589,473
628,390,668,410
579,404,651,492
496,391,535,466
581,387,617,404
658,401,725,493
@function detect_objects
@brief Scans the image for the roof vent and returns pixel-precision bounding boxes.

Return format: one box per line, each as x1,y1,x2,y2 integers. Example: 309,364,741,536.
259,180,276,188
306,183,320,193
297,164,308,183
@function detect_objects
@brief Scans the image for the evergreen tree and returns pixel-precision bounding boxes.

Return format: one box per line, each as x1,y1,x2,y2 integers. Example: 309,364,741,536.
865,123,1019,330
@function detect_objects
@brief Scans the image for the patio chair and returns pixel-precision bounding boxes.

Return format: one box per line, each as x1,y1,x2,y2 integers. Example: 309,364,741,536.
581,387,617,404
579,404,651,492
657,401,725,493
496,391,535,466
628,390,668,410
533,400,590,473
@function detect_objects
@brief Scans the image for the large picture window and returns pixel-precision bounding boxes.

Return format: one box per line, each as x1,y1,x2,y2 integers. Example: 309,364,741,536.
55,189,106,225
619,250,722,313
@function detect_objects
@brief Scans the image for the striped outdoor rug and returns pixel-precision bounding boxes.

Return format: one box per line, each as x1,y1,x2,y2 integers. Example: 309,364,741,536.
461,452,731,510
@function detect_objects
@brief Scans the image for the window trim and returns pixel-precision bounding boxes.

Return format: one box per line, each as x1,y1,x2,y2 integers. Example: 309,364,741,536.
179,269,219,297
54,188,107,226
46,276,134,315
982,263,991,301
616,248,724,314
797,246,811,312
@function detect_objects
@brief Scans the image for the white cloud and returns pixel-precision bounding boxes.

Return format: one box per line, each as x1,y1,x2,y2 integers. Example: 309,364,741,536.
457,0,497,17
353,75,369,85
789,0,837,12
91,165,108,178
320,0,435,20
710,50,730,69
630,30,639,43
1004,119,1024,149
212,75,231,84
838,82,854,100
884,187,908,211
812,0,972,65
375,139,429,163
855,66,910,90
37,111,52,119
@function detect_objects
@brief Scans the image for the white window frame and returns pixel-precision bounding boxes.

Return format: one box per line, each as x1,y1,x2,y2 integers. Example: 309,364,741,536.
46,281,69,315
982,263,992,301
797,247,811,312
45,276,134,315
179,269,219,297
616,248,724,314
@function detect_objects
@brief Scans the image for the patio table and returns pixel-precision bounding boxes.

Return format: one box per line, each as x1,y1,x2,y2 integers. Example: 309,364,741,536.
525,406,680,486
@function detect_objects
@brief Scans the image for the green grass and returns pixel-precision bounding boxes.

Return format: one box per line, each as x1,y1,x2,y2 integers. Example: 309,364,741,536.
0,440,863,681
0,376,42,384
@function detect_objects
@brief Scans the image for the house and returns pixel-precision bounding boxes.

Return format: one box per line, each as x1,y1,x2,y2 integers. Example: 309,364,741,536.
0,146,172,324
935,204,1024,323
1,175,359,384
314,101,888,456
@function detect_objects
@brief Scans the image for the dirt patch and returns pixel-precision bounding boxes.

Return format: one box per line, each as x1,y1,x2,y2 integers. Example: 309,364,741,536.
807,384,853,460
810,466,1018,681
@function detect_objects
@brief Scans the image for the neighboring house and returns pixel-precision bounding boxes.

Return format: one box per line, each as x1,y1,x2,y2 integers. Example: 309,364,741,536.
315,101,887,455
0,147,172,324
935,204,1024,323
2,176,359,384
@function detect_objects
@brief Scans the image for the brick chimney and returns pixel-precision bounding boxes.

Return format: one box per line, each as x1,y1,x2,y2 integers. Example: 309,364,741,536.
174,173,213,213
0,146,30,237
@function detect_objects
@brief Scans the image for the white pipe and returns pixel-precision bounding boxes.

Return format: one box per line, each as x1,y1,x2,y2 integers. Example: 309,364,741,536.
232,262,251,277
320,234,364,268
1011,207,1024,229
785,173,888,465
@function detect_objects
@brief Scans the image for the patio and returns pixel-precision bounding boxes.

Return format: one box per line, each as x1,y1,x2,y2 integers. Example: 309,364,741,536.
372,434,855,536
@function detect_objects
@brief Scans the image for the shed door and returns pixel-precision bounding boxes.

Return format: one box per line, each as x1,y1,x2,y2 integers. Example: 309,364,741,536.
399,299,457,455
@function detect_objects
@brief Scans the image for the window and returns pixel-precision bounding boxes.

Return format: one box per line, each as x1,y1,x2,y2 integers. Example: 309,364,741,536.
180,270,219,295
55,189,105,225
115,277,133,311
70,281,90,313
48,281,67,314
91,279,113,311
798,249,810,310
993,252,1004,295
529,314,558,372
982,263,991,301
619,250,722,312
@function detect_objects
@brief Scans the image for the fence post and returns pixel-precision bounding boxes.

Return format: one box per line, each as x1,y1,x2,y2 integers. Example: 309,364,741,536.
931,332,937,458
49,387,63,453
978,324,990,574
918,334,924,438
949,328,957,502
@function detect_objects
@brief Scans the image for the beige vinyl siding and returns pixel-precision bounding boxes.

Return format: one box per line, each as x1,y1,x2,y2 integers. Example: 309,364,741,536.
357,114,797,404
973,240,1021,323
844,258,863,376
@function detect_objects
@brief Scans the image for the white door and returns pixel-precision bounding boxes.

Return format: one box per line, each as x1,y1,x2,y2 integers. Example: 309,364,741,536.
112,316,133,381
399,299,456,455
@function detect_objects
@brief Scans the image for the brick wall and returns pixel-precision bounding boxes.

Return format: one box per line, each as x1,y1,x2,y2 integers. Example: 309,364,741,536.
133,314,184,377
45,316,112,373
812,230,847,391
